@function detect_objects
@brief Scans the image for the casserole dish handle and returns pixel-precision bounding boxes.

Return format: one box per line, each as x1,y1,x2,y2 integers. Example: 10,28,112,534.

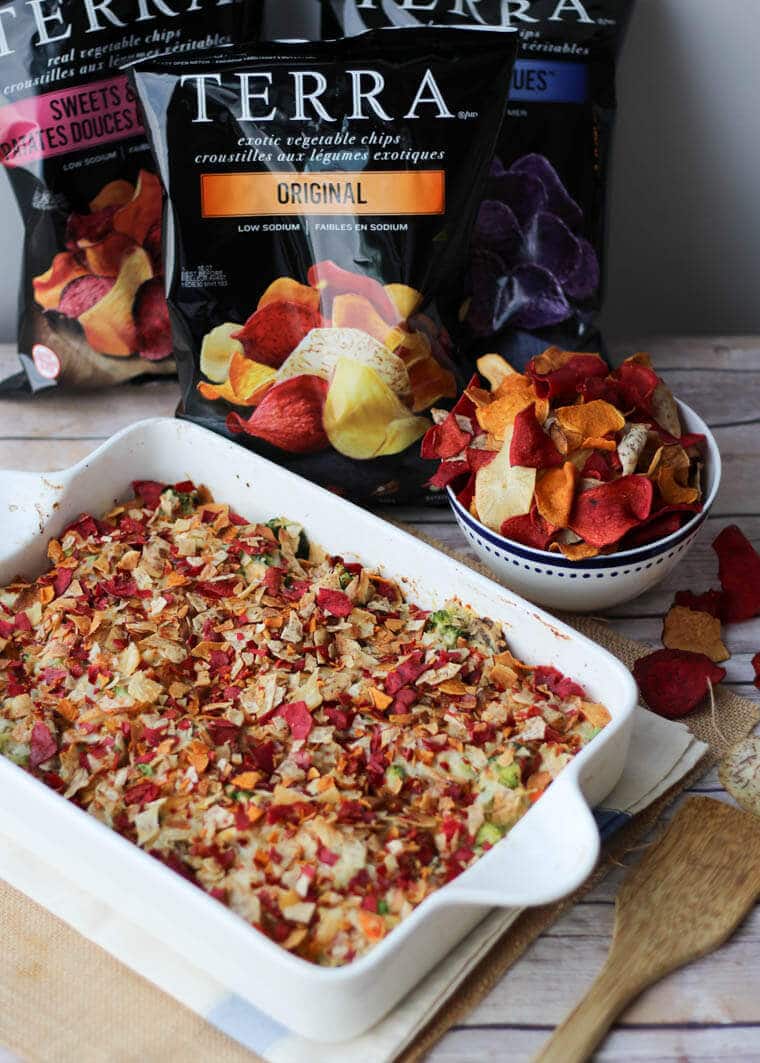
439,778,600,910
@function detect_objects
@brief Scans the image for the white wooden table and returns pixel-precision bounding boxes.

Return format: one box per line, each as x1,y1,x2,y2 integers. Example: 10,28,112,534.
1,336,758,1062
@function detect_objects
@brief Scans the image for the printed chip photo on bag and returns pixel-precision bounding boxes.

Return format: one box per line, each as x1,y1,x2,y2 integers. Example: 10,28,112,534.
131,28,518,502
0,0,257,394
322,0,635,368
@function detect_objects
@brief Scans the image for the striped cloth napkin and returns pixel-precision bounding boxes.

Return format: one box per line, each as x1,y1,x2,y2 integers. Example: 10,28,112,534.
0,705,707,1063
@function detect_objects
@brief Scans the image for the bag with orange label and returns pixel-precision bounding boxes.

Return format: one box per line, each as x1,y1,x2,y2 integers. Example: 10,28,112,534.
0,0,256,394
130,28,517,502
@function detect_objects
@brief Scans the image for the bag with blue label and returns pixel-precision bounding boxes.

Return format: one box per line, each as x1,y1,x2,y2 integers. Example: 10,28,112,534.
322,0,635,367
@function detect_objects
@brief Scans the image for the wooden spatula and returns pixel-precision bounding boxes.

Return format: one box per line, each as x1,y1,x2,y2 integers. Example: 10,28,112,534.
533,796,760,1063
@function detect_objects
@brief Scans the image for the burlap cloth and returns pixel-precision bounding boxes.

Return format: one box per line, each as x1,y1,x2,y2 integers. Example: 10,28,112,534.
2,530,758,1063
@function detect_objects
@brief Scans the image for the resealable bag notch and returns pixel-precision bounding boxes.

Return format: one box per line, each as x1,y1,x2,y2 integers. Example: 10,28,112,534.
322,0,635,368
0,0,259,395
130,27,518,503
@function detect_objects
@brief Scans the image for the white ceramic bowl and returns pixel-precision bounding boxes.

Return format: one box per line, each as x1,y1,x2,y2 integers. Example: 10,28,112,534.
449,400,721,613
0,417,637,1042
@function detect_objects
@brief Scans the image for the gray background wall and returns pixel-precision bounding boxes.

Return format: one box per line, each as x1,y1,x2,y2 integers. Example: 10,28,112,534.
0,0,757,341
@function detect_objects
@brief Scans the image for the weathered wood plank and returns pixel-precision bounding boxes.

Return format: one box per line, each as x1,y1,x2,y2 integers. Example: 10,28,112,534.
460,933,760,1027
609,335,760,372
431,1025,760,1062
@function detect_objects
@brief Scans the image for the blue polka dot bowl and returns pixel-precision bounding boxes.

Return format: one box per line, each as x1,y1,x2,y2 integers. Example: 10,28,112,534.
448,400,721,613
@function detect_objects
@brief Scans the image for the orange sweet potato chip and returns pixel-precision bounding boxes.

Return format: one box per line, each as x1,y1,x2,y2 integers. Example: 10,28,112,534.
655,446,699,505
582,436,619,452
198,352,275,407
32,251,88,311
258,277,320,313
550,540,601,560
535,461,579,528
79,246,153,356
662,605,729,664
396,329,431,369
112,170,162,245
89,180,134,212
476,375,549,440
81,233,137,278
555,399,625,447
332,293,404,351
228,351,276,403
407,356,457,413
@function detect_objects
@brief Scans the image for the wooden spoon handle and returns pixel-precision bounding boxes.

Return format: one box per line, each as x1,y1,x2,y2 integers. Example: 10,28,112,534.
532,959,640,1063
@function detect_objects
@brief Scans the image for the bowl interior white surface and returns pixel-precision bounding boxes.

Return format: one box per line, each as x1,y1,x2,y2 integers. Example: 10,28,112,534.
0,418,638,1041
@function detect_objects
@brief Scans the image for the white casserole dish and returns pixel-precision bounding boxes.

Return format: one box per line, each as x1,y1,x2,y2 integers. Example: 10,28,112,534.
0,418,637,1042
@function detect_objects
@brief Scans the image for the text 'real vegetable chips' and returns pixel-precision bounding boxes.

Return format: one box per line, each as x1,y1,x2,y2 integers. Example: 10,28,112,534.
0,0,256,394
322,0,635,369
130,29,518,502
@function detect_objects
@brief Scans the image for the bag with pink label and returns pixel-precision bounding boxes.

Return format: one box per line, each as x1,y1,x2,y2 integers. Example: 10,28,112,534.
0,0,257,393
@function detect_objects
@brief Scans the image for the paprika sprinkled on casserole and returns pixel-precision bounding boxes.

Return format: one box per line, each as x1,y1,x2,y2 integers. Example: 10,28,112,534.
0,481,610,966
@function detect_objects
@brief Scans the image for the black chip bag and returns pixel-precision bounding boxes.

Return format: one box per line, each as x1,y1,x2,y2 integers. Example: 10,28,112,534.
322,0,634,367
130,28,517,502
0,0,257,394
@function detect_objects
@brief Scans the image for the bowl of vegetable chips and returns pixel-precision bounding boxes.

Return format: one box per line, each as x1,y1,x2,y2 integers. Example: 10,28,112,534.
423,349,721,612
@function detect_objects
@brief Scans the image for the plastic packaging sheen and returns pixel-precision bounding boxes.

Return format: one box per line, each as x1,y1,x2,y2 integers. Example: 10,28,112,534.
0,0,257,394
322,0,635,368
130,28,518,503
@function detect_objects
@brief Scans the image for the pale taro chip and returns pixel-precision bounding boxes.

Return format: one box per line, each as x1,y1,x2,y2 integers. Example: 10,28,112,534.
508,265,571,330
510,154,583,232
526,212,582,285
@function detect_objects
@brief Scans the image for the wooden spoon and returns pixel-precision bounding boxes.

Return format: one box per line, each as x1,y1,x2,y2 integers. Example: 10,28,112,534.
533,796,760,1063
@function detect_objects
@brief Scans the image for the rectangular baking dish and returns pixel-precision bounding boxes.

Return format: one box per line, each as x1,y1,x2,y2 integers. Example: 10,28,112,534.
0,418,637,1042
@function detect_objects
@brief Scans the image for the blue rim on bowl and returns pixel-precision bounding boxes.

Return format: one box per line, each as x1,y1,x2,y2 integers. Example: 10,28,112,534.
447,399,722,571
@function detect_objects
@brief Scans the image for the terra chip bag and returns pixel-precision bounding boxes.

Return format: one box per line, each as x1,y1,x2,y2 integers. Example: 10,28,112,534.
130,27,517,502
323,0,634,367
0,0,256,394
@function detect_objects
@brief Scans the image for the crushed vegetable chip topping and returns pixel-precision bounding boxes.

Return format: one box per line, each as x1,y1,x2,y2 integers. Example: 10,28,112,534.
0,482,608,967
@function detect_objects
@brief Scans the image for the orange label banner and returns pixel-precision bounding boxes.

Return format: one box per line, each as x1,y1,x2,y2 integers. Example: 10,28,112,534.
200,170,446,218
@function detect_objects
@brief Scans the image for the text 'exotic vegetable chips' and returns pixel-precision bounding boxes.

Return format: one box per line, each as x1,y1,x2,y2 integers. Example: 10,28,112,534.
0,0,256,393
322,0,635,367
130,28,517,501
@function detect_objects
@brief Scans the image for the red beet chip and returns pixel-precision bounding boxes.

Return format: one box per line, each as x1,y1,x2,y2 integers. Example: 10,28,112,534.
134,277,172,361
510,406,563,469
569,475,654,549
317,588,352,618
533,665,586,699
500,507,555,551
144,220,162,269
59,275,114,319
581,450,618,483
427,460,469,490
612,361,659,413
53,567,74,597
279,700,313,740
713,525,760,622
420,412,472,461
29,722,57,768
633,649,726,718
66,205,116,247
753,652,760,691
466,447,497,473
527,353,607,403
385,650,429,695
674,588,726,619
621,512,684,550
131,480,166,507
233,300,324,369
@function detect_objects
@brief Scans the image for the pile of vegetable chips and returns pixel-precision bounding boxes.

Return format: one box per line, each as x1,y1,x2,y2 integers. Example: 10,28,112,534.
422,349,706,558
